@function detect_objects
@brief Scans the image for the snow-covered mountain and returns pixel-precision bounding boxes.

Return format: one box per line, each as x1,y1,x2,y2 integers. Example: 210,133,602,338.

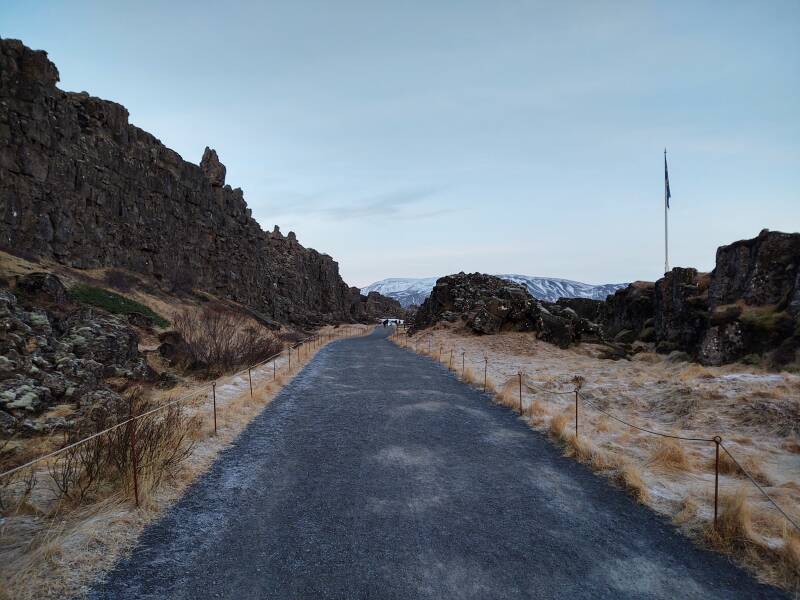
360,277,440,308
361,275,627,308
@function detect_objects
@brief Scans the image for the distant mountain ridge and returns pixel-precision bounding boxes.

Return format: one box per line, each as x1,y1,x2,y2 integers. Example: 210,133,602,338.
362,275,628,307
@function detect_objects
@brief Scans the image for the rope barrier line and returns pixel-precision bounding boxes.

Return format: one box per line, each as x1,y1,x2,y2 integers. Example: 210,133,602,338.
524,381,575,396
718,442,800,533
0,327,357,482
577,392,715,443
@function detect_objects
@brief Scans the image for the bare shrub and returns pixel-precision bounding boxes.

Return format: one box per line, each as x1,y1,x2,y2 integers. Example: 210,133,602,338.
172,307,283,376
45,388,198,506
279,331,305,345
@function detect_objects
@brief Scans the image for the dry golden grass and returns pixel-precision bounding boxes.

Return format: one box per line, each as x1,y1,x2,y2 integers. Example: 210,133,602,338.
404,327,800,592
525,399,547,418
709,450,772,486
702,489,800,591
705,489,757,552
496,377,522,411
594,415,610,433
678,364,715,381
673,496,699,526
549,412,572,442
461,366,479,386
648,438,694,473
564,434,595,463
614,461,650,503
782,439,800,454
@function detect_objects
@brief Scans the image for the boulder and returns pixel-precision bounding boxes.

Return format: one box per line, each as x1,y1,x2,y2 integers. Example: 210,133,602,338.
600,282,655,339
0,287,152,425
16,272,68,305
653,267,709,351
411,272,599,348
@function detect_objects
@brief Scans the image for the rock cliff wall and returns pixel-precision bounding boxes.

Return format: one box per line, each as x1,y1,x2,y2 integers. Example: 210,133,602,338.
597,230,800,368
0,38,357,326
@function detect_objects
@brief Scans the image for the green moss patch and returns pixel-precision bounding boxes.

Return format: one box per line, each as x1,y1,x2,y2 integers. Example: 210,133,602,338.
68,284,169,328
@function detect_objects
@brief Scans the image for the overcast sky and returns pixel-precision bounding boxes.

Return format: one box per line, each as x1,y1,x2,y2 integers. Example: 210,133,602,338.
4,1,799,287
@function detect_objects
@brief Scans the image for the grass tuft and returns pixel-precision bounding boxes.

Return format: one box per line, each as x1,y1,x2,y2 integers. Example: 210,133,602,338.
648,438,694,473
613,461,650,503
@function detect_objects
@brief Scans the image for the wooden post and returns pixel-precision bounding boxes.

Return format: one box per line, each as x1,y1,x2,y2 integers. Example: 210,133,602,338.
714,436,721,529
574,389,578,438
212,381,217,435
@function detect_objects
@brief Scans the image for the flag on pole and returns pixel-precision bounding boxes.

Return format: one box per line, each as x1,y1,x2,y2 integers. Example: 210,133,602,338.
664,149,671,208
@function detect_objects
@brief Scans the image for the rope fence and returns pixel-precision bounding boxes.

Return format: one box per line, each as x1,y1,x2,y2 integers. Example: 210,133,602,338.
0,324,366,508
391,329,800,535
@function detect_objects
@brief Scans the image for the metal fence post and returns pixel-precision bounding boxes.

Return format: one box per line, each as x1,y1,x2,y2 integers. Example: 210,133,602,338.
273,360,276,380
212,381,217,435
248,367,253,399
129,395,139,507
483,357,488,392
714,436,721,529
462,351,465,378
574,388,579,438
288,347,291,371
518,372,523,413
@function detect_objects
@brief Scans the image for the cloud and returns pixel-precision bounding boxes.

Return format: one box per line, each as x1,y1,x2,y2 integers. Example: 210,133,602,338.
266,186,448,222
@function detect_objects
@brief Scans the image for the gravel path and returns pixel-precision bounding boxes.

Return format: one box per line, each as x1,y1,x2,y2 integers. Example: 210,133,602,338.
91,327,786,599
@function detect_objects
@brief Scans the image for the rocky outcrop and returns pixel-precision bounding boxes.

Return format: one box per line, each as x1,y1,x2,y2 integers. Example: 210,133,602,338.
412,273,600,348
348,288,406,323
594,230,800,368
0,275,151,434
0,38,354,327
709,229,800,309
600,282,655,342
699,230,800,366
653,268,709,353
556,297,603,322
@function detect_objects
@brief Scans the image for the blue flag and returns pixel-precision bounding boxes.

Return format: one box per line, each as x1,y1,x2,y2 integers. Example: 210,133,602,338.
664,150,672,209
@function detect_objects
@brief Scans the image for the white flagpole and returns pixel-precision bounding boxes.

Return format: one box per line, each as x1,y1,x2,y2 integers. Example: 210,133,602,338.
664,148,669,274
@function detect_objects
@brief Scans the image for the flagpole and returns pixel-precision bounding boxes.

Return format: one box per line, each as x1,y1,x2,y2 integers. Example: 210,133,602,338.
664,148,669,274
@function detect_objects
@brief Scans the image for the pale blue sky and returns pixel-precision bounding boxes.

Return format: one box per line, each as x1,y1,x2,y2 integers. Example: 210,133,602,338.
3,1,799,287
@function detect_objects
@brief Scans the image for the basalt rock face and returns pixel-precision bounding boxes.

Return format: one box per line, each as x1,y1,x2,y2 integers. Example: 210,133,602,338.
348,288,406,323
0,38,354,327
599,282,656,342
411,272,600,348
595,230,800,368
699,230,800,367
653,268,709,353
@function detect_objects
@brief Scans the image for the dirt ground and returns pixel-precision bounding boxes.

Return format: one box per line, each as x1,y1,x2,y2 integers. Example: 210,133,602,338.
400,322,800,591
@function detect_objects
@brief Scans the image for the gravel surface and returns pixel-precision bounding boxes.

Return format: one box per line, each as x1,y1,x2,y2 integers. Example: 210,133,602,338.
90,327,786,599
